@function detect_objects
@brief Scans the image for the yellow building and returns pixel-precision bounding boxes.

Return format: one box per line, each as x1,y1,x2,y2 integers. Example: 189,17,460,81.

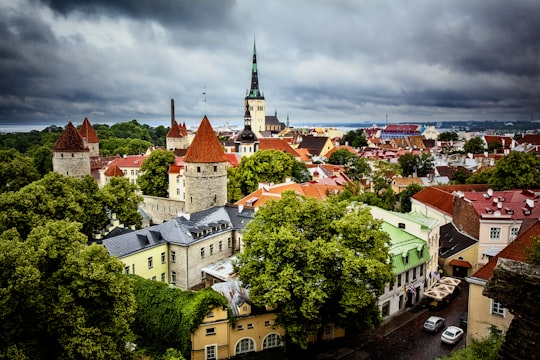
465,220,540,343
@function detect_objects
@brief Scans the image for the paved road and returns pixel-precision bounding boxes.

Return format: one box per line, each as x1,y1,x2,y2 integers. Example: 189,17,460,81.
313,280,469,360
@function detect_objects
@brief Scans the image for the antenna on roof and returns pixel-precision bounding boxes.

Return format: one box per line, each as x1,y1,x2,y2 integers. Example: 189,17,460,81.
202,87,207,115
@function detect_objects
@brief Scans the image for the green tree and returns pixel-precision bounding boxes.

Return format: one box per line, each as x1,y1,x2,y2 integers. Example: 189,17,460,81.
0,221,136,360
100,137,153,156
339,129,368,148
526,236,540,265
109,120,152,141
27,145,53,176
227,150,311,201
137,149,175,197
398,153,434,177
0,149,40,193
438,131,459,141
346,157,371,181
466,167,494,185
487,141,503,154
488,151,540,190
451,169,471,184
464,137,485,154
235,192,393,348
399,183,424,213
101,177,143,228
328,148,356,165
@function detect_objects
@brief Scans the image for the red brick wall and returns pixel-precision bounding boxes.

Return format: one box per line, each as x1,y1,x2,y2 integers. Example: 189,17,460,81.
453,197,480,239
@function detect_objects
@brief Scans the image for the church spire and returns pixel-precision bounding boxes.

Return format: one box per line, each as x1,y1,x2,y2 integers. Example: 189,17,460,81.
246,38,264,100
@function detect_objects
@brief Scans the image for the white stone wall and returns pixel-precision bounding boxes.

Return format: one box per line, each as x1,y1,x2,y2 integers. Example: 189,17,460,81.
166,136,189,151
184,162,227,214
246,98,265,137
52,151,91,178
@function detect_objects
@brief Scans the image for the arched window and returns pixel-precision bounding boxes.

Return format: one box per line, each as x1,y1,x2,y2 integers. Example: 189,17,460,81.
262,333,282,349
235,338,255,354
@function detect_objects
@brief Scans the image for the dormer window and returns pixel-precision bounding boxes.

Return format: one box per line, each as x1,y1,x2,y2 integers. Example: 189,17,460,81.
398,223,406,229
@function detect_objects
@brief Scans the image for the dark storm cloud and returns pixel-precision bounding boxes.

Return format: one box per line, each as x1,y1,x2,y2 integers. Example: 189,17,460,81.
36,0,236,28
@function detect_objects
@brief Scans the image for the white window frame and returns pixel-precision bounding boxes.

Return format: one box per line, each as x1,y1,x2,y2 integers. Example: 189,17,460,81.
263,333,282,349
510,227,519,241
490,227,501,241
235,338,255,354
491,299,505,317
205,344,217,360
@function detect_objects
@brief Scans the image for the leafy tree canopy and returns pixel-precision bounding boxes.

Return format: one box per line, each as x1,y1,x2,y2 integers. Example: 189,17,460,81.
235,192,393,348
487,151,540,190
0,172,142,238
327,148,357,165
438,131,459,141
0,148,40,193
100,137,153,156
437,328,503,360
227,150,311,202
398,153,434,177
130,275,227,358
464,137,485,154
137,149,176,197
399,183,424,213
339,129,368,148
0,221,136,360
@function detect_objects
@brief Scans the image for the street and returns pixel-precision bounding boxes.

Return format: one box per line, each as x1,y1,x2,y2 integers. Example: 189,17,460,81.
312,280,469,360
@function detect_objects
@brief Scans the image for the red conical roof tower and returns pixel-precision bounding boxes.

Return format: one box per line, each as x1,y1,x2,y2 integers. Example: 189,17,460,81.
184,116,226,163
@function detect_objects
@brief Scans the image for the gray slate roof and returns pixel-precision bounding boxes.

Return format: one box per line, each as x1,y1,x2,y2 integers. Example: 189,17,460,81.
103,205,255,257
439,222,478,259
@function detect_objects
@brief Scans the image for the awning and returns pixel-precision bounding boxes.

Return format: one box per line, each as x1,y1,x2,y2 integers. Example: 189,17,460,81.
449,259,472,268
439,277,462,287
483,247,502,257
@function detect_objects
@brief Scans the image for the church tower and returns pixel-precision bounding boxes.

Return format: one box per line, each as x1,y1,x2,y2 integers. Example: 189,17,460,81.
183,116,228,214
78,117,99,157
52,121,91,178
245,39,266,138
235,103,258,156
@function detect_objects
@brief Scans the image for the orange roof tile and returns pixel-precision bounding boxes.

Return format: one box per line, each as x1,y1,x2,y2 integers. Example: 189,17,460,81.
54,122,88,152
79,117,99,143
104,164,124,177
473,220,540,280
184,116,227,163
166,121,181,137
412,184,491,216
259,138,301,158
181,122,188,136
108,155,146,168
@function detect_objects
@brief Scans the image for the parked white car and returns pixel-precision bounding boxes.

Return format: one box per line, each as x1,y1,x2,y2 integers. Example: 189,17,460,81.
441,326,464,345
423,316,445,332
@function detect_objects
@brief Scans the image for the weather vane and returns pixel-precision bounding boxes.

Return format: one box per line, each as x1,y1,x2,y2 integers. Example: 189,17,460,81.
202,87,207,115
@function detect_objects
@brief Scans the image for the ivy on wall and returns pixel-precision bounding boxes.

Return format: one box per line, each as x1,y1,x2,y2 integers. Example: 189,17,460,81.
129,275,228,358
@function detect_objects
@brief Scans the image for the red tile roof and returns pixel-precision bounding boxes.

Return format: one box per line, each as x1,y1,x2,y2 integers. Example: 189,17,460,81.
473,220,540,280
108,155,146,168
449,259,472,268
104,164,124,177
54,122,88,152
79,117,99,143
412,184,491,216
166,121,181,137
181,122,188,137
184,116,227,163
259,138,300,158
324,145,357,158
519,134,540,145
463,189,540,220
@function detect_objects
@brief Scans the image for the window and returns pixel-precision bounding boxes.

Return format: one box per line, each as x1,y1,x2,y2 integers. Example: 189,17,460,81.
235,338,255,354
510,227,519,241
265,320,271,327
131,170,135,175
147,257,153,269
382,301,390,317
247,323,253,329
237,325,244,331
171,271,177,284
419,248,424,258
491,300,505,316
263,334,282,349
405,270,409,282
397,274,402,287
209,244,214,255
171,251,176,263
207,311,214,318
161,252,166,264
197,166,201,173
219,241,223,251
132,264,135,274
214,165,217,172
413,267,417,280
490,227,501,240
124,266,130,274
161,273,165,282
206,345,217,360
201,247,205,258
420,264,424,276
389,279,394,291
404,254,409,264
398,222,406,229
151,276,156,281
228,238,232,248
206,328,216,336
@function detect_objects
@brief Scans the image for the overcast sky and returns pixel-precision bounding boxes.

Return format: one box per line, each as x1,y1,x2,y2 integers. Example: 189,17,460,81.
1,0,539,131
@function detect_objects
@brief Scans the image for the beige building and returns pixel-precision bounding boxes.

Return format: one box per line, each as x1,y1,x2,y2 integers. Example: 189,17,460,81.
465,220,539,343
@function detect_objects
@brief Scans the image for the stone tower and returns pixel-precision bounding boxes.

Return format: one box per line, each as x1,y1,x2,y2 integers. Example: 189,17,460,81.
245,39,266,138
235,103,259,156
52,121,91,178
166,99,189,150
78,117,99,157
183,116,227,214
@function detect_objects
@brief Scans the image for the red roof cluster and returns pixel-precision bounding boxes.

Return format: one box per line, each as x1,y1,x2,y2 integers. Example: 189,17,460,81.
54,122,88,152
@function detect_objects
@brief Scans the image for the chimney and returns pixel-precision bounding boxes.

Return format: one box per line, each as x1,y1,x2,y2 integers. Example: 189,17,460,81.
171,98,175,128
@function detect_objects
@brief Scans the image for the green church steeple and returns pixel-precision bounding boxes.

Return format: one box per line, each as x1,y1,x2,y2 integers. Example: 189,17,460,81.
246,39,264,100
